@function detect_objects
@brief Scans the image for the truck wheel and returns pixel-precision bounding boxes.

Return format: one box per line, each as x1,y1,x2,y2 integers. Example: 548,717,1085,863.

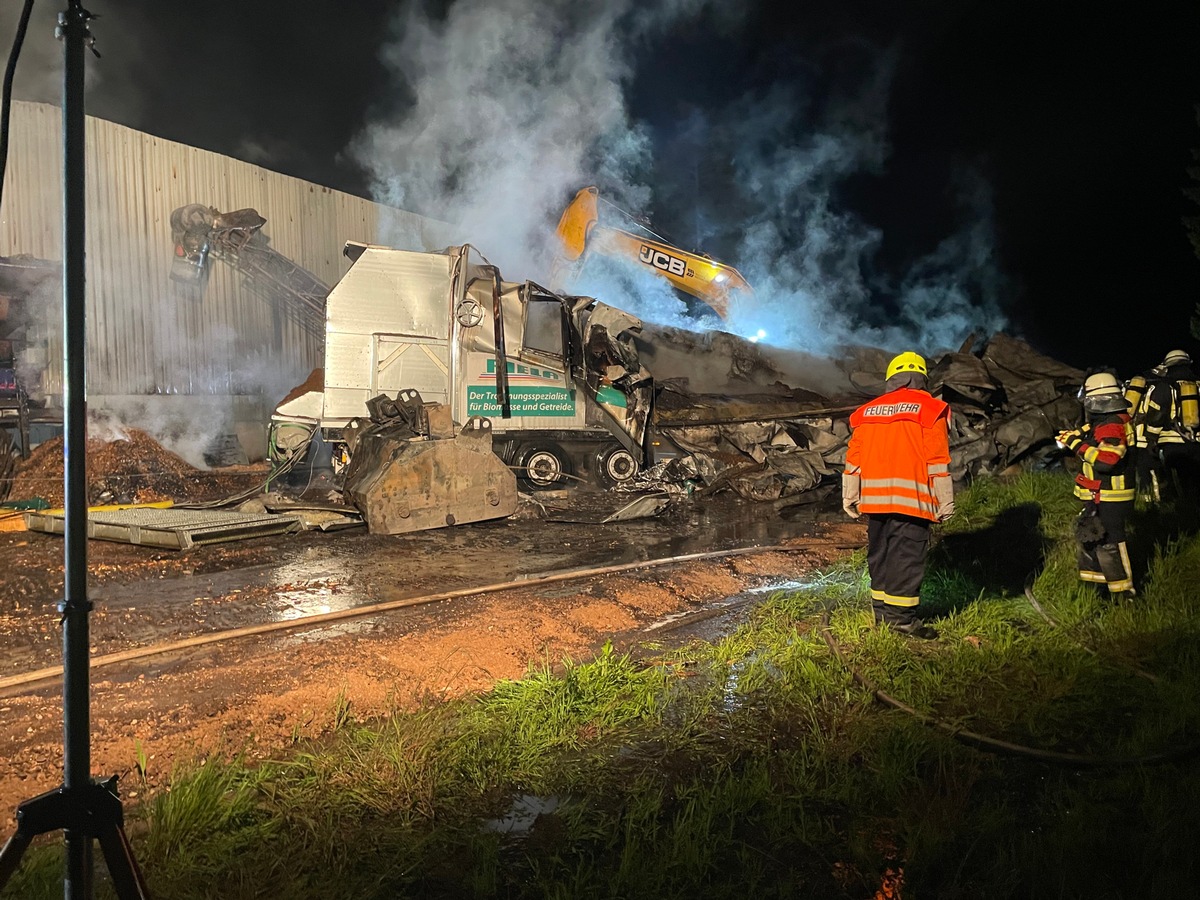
517,444,568,490
596,445,638,489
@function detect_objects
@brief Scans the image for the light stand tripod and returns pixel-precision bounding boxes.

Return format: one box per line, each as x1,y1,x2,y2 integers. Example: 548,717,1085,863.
0,3,149,897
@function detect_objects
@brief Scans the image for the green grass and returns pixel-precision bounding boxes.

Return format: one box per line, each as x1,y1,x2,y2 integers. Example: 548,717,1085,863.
6,472,1200,899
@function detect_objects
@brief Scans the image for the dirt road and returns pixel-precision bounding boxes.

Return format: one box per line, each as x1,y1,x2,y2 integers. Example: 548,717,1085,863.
0,494,863,817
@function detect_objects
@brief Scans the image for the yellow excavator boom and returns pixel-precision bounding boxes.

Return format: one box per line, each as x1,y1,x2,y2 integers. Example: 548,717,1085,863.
553,186,751,319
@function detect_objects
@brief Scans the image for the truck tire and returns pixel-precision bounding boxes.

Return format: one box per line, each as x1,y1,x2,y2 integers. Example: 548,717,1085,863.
595,445,638,489
516,443,568,490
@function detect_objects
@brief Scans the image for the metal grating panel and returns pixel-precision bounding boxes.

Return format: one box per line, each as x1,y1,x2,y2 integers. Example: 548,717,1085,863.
26,507,303,550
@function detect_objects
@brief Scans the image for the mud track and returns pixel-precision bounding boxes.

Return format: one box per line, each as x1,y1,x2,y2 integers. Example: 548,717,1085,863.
0,495,864,817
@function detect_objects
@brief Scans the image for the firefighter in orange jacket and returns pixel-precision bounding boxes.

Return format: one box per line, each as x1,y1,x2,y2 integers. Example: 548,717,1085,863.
842,351,954,639
1058,371,1136,600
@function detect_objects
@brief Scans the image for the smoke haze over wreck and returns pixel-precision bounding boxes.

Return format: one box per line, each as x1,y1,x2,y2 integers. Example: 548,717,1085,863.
2,0,1199,372
348,0,1007,357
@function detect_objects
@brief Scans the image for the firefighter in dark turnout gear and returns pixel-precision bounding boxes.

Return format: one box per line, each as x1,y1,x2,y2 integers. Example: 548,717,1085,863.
1124,365,1165,502
1125,349,1200,505
843,351,954,639
1059,371,1136,600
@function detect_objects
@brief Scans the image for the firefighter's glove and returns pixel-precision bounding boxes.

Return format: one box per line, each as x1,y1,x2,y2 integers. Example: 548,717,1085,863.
841,473,861,519
1057,430,1084,452
932,475,955,523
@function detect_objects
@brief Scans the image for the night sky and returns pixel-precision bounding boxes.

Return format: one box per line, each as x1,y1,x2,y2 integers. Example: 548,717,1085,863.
5,0,1200,376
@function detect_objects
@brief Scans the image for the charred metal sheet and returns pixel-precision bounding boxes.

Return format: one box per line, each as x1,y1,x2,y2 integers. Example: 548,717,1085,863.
981,333,1084,392
600,493,671,521
581,303,654,454
766,447,832,487
992,395,1083,468
639,332,1088,495
652,384,850,426
949,419,996,477
259,497,364,532
929,352,1002,408
540,491,670,524
25,507,302,550
1004,378,1062,410
925,336,1085,481
697,447,832,502
295,510,364,532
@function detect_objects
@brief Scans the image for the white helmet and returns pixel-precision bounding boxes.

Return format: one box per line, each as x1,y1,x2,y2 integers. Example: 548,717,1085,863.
1080,371,1126,414
1161,349,1192,368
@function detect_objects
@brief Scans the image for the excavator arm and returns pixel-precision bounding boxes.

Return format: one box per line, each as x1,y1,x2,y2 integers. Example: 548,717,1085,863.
169,204,330,336
552,186,751,320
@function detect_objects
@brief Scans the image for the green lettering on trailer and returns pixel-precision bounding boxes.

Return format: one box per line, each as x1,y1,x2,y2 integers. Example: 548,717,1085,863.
467,386,577,417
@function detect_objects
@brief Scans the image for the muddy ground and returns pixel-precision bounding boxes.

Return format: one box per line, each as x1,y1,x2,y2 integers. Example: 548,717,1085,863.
0,489,864,819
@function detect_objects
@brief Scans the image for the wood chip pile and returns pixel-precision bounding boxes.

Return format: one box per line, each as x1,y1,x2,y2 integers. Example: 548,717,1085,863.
3,429,267,506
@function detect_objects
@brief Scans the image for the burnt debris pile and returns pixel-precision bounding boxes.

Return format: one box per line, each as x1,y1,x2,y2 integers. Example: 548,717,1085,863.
645,383,848,503
928,334,1083,483
637,331,1084,501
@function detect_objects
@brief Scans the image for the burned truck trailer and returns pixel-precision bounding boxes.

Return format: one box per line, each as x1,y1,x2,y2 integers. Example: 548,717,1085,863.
271,243,655,496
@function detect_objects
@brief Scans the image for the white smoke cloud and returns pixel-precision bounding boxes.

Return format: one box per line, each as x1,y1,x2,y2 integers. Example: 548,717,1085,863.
1,9,310,467
3,264,303,468
0,3,145,124
352,0,736,275
718,54,1007,356
885,169,1008,349
353,2,1008,362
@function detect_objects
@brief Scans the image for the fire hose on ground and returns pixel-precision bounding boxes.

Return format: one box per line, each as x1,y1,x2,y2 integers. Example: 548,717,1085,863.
0,541,853,694
6,528,1195,767
1023,578,1159,684
818,609,1200,767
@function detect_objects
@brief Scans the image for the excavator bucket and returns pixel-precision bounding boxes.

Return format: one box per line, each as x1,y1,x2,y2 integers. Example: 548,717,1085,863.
342,417,517,534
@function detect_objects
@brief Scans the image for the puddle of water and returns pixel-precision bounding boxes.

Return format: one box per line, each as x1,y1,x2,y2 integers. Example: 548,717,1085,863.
275,618,380,647
482,794,565,836
747,579,819,595
642,609,695,632
0,491,840,673
268,579,353,621
722,658,752,712
716,651,783,714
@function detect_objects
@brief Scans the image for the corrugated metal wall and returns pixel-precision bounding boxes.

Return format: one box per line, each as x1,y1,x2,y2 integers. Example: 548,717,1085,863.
0,101,451,419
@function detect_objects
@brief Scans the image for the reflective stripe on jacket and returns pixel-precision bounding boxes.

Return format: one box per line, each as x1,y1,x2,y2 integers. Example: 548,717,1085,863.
1150,379,1199,443
1129,373,1198,447
1071,414,1135,502
846,387,951,521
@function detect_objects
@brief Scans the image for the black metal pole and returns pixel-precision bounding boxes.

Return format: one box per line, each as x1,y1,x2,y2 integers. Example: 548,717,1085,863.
60,2,93,896
0,8,148,899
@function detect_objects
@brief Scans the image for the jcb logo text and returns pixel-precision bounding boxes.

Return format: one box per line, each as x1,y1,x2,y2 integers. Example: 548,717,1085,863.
639,245,690,278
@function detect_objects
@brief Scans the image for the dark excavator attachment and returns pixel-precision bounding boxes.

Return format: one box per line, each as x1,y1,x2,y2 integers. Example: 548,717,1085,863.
341,392,517,534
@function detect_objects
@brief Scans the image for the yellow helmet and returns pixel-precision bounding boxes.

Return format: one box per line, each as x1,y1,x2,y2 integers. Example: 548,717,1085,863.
1161,349,1192,368
885,351,927,381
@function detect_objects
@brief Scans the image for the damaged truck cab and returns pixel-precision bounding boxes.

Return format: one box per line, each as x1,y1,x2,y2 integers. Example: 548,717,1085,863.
271,243,655,505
